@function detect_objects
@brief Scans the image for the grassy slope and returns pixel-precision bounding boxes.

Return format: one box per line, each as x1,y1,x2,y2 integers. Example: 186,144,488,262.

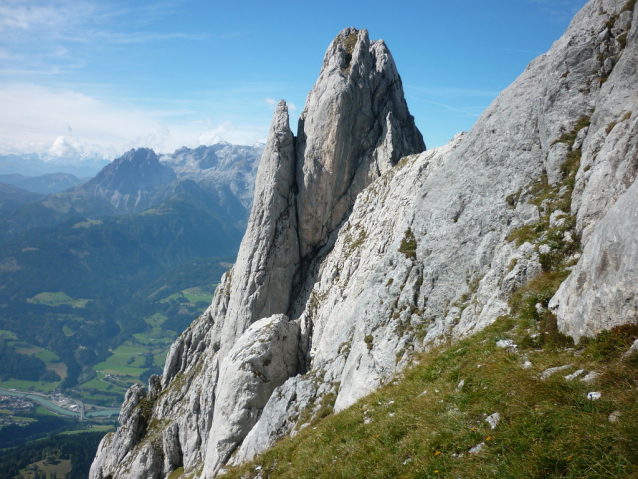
220,117,638,478
225,317,638,479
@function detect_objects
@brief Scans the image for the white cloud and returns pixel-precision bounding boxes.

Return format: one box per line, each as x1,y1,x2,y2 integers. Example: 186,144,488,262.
48,135,81,157
198,121,266,147
0,84,269,157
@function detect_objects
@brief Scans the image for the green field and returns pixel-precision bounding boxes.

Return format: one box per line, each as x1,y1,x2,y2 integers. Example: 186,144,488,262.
94,344,146,372
59,424,116,435
13,344,43,354
27,291,90,308
160,287,214,305
35,406,56,416
0,330,18,340
35,350,59,363
154,351,168,368
0,379,60,393
20,458,71,479
5,281,212,409
144,312,168,327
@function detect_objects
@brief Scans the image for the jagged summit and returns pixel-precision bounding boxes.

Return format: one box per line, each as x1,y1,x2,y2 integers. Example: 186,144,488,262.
90,148,176,194
296,27,425,259
90,28,424,479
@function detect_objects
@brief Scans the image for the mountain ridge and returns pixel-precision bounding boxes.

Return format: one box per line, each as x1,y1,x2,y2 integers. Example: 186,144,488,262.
91,2,638,478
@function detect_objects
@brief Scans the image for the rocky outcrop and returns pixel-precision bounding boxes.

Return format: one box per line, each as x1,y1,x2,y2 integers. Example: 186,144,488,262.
203,314,299,475
91,2,638,477
550,162,638,341
296,27,425,259
90,28,424,479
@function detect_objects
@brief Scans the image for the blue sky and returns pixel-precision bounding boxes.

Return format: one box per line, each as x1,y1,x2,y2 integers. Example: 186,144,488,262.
0,0,587,159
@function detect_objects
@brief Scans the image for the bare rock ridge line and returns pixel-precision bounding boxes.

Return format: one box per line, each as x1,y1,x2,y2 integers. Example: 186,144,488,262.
90,27,424,479
91,1,638,476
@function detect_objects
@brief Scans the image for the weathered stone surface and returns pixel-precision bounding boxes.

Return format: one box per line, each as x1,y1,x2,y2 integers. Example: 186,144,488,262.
295,27,425,260
219,100,299,349
485,412,501,429
203,314,299,476
231,376,318,465
91,2,638,477
89,384,149,479
541,364,574,380
90,27,424,479
550,171,638,341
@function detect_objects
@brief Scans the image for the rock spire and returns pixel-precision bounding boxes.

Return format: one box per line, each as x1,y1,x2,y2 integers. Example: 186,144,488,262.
90,27,424,479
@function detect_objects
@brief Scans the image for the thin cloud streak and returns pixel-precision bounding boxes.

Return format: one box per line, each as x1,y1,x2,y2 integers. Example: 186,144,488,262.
405,85,500,98
406,95,485,118
0,84,270,157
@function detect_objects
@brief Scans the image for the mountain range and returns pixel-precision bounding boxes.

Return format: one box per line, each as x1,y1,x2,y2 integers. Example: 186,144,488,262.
0,142,262,395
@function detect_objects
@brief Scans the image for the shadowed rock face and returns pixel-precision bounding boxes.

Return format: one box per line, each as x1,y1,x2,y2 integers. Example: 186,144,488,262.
90,148,176,195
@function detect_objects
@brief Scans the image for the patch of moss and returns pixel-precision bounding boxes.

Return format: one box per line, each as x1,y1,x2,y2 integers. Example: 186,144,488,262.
399,227,417,260
364,334,374,350
552,116,590,146
621,0,637,13
579,323,638,362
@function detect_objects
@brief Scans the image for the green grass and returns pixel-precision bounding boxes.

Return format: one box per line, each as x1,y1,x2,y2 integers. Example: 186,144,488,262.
0,379,60,392
20,458,71,479
159,288,214,306
552,116,590,146
144,313,168,327
93,344,148,378
154,351,168,368
35,349,60,363
399,227,418,260
35,405,56,416
75,389,126,404
80,373,126,392
5,415,36,422
0,330,18,340
133,329,176,345
223,317,638,479
27,291,90,308
13,344,43,354
59,425,116,435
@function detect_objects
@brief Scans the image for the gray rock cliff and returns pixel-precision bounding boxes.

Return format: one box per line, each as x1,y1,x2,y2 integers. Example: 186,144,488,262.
90,27,423,479
91,2,638,477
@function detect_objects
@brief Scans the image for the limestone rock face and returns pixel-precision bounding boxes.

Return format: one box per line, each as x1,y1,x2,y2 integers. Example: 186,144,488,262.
203,314,299,476
296,27,425,260
218,100,299,353
90,27,424,479
550,176,638,341
91,2,638,477
549,2,638,340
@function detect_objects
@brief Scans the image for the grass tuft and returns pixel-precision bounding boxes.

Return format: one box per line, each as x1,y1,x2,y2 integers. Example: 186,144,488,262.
399,228,418,261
